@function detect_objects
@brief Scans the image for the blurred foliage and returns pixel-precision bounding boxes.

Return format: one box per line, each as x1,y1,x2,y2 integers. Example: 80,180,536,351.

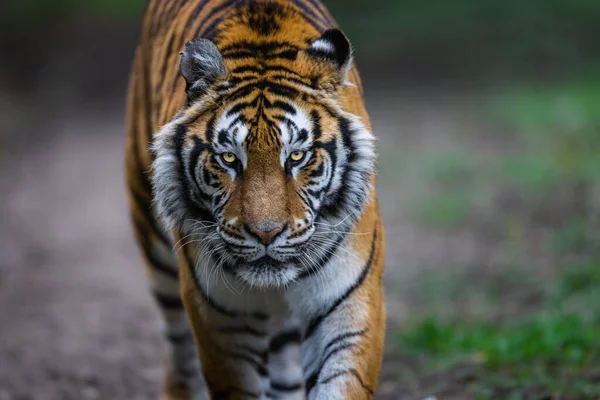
415,193,472,229
3,0,144,23
413,73,600,226
328,0,600,77
491,74,600,189
3,0,600,78
390,72,600,397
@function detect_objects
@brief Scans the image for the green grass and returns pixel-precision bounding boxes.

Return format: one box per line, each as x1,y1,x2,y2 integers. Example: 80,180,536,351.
550,218,593,255
394,258,600,397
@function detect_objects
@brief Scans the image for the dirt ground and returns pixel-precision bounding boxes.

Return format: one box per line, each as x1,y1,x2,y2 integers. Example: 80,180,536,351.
0,82,493,399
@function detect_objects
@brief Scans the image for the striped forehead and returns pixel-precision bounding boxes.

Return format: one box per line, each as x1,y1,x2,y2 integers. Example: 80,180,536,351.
212,102,313,166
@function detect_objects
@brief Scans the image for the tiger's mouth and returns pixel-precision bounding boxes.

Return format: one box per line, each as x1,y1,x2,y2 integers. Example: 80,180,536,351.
244,255,285,268
233,256,300,288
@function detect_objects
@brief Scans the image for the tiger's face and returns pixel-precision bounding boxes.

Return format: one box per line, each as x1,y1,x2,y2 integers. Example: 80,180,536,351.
152,30,375,288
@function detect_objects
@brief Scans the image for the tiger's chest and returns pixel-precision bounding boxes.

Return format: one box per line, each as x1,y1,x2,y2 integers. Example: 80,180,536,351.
191,241,365,328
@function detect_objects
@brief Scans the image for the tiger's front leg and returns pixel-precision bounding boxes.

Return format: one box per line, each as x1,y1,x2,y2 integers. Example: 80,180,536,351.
299,225,386,400
178,244,272,400
303,292,385,400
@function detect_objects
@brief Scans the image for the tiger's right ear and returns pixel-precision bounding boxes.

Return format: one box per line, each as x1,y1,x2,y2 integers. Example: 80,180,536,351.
180,38,227,99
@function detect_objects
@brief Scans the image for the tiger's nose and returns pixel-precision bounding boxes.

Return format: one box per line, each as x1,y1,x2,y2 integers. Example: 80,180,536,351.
247,223,284,245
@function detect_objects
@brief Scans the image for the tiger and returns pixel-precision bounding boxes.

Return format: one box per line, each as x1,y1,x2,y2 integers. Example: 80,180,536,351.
125,0,386,399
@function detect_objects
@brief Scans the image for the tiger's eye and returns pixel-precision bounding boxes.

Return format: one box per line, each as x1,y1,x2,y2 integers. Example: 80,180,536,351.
289,151,305,162
221,152,237,164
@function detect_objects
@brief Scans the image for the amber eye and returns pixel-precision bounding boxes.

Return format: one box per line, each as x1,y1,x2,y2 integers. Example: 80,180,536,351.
289,151,305,163
221,152,237,164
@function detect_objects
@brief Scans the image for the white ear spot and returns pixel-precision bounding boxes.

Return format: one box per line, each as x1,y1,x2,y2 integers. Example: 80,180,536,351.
310,39,335,53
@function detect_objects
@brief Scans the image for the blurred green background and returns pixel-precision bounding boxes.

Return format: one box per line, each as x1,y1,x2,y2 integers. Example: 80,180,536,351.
4,0,600,80
0,0,599,399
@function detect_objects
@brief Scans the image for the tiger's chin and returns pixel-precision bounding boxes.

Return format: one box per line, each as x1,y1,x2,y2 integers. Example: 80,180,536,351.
234,258,300,289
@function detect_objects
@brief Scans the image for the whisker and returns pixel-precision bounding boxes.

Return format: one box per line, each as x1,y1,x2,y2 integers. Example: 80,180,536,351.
313,212,356,228
315,230,369,236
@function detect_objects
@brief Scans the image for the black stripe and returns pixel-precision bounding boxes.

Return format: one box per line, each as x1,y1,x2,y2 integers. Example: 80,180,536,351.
313,137,337,202
271,100,296,114
227,75,260,86
195,0,238,37
220,40,298,54
303,228,378,340
186,247,269,320
296,128,309,143
286,224,311,240
157,34,176,98
323,328,368,354
146,0,160,37
222,242,256,250
205,116,216,143
221,50,259,59
310,110,322,140
319,368,374,395
183,250,239,318
290,0,327,30
130,103,171,248
163,0,184,28
130,85,152,197
298,187,316,210
269,74,311,88
266,82,299,98
309,160,325,179
218,325,267,337
203,16,225,40
320,117,371,222
166,330,191,345
174,124,216,223
153,291,184,310
182,0,206,40
213,388,260,399
226,101,251,117
225,82,260,102
270,381,303,392
271,49,299,60
188,137,212,203
223,351,268,377
305,0,332,23
269,329,301,352
140,236,179,279
188,136,208,186
231,65,264,75
231,64,306,80
177,363,200,379
305,373,318,395
340,118,355,163
307,343,355,388
130,187,171,247
237,344,268,363
297,231,346,279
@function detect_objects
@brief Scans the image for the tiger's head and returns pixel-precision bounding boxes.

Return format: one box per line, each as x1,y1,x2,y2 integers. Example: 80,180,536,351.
152,29,375,288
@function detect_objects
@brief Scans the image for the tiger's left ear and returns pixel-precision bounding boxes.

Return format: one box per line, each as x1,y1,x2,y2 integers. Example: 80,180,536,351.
307,29,353,83
180,38,227,100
